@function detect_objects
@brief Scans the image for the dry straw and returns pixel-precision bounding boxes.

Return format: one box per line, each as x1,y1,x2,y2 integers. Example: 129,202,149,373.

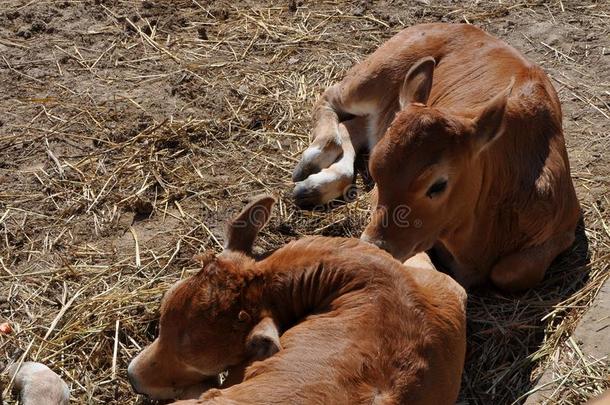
0,0,608,403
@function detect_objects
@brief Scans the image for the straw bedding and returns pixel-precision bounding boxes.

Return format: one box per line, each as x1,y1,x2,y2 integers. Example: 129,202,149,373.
0,1,608,403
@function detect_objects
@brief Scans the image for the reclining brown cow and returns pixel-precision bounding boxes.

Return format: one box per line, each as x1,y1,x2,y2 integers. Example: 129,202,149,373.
292,23,580,292
128,195,467,404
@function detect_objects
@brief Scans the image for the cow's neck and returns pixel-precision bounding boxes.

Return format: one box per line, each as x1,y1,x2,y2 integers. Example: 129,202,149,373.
256,238,382,331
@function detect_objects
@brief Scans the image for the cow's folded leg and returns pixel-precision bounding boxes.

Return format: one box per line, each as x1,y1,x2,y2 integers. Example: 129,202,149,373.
489,231,575,292
293,149,355,208
293,87,345,182
293,116,372,208
292,127,343,182
293,123,358,207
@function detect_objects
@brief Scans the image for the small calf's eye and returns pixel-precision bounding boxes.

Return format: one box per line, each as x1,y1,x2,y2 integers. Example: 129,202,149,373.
426,179,448,198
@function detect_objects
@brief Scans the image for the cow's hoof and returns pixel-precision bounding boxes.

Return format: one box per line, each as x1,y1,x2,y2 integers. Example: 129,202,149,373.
292,160,320,182
292,183,324,209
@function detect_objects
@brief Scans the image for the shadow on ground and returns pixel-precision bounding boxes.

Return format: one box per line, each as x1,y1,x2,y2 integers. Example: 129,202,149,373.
460,218,590,404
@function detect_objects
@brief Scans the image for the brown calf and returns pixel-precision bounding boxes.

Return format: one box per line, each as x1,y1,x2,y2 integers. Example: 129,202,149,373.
128,196,467,404
292,23,580,291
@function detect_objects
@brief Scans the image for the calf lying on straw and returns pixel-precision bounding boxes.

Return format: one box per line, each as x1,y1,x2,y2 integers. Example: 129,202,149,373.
129,195,467,404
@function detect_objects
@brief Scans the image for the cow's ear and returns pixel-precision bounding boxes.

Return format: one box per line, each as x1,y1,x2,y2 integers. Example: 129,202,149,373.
224,195,275,254
399,56,435,109
473,79,514,152
245,317,281,361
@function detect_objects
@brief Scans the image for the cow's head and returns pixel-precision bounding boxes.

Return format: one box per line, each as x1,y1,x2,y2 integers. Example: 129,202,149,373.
127,195,281,400
362,57,513,261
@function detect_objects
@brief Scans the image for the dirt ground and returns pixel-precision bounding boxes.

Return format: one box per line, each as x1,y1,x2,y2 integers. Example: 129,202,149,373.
0,0,608,404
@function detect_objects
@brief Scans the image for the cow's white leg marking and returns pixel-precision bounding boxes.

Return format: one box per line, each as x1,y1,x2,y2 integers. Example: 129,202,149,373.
293,122,358,206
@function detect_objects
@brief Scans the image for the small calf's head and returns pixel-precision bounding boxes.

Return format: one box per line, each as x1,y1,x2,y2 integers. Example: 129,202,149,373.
128,195,281,400
362,57,513,260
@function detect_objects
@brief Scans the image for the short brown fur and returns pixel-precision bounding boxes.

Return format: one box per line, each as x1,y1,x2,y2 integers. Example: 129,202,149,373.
293,23,580,291
128,197,467,404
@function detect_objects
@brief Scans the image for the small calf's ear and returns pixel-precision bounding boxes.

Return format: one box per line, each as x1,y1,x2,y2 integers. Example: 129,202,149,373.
399,56,435,109
224,194,276,254
245,317,281,361
473,78,514,152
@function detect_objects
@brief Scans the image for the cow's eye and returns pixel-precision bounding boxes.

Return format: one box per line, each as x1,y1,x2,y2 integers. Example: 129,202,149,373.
426,179,448,198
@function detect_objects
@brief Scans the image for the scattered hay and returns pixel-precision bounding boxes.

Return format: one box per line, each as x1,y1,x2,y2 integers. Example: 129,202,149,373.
0,0,608,403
